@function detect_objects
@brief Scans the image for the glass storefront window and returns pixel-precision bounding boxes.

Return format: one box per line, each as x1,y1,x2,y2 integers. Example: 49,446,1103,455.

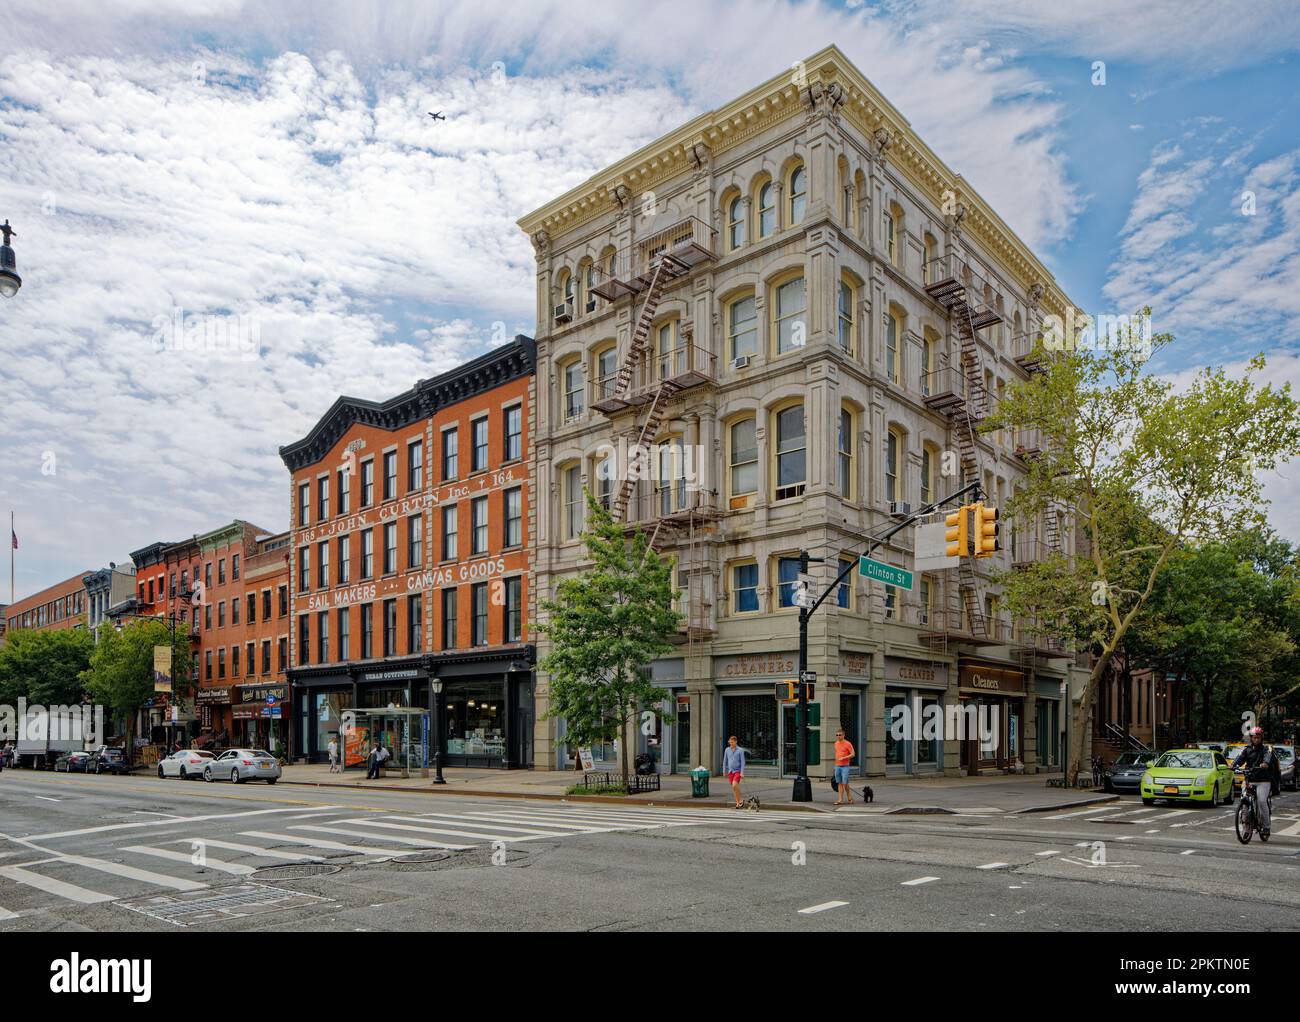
917,696,941,765
884,693,907,766
723,694,777,767
444,681,505,759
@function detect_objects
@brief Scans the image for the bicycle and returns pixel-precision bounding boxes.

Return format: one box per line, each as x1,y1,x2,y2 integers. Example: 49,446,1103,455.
1235,781,1273,844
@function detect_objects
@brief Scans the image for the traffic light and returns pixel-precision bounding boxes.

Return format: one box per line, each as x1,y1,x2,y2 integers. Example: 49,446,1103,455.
945,504,970,558
973,502,1000,557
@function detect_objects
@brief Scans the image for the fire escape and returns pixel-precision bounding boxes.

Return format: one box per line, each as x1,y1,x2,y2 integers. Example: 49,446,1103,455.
919,252,1002,652
588,215,722,642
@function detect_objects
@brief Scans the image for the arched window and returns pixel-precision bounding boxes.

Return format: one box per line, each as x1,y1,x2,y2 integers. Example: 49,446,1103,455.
885,207,900,266
885,310,902,384
560,462,584,539
592,451,614,511
757,181,775,238
656,436,687,515
838,276,857,354
727,292,757,361
655,320,682,380
922,233,936,283
787,164,806,225
885,428,903,504
772,402,806,501
728,415,758,503
838,406,855,500
921,443,938,504
583,261,596,314
922,327,940,395
772,274,807,356
727,195,746,251
559,357,584,421
593,342,618,401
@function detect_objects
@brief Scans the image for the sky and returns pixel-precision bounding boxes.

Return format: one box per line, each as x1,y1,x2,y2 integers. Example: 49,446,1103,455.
2,0,1299,600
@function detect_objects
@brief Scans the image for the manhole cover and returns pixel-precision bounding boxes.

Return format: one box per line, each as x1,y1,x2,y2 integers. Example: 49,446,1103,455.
116,883,329,926
249,863,343,881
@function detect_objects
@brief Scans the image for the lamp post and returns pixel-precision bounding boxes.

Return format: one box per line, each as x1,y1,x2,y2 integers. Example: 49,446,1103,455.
0,221,21,299
431,677,446,785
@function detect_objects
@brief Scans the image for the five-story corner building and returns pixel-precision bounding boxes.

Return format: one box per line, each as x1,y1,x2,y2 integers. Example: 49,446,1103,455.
280,337,536,768
519,46,1081,780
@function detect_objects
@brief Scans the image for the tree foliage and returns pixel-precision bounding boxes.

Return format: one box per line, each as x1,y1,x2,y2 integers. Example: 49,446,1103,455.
986,314,1300,779
83,618,191,746
538,492,681,785
0,627,95,706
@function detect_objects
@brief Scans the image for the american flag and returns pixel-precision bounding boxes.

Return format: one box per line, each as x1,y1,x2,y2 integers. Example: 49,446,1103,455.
9,529,15,550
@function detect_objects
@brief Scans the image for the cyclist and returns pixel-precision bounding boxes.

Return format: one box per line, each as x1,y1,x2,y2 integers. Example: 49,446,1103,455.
1232,726,1282,837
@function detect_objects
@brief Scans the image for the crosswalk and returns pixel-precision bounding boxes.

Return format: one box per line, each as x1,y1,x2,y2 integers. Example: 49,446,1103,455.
0,802,758,922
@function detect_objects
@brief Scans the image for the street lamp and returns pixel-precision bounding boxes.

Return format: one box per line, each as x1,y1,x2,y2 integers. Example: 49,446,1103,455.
0,221,21,299
430,677,446,785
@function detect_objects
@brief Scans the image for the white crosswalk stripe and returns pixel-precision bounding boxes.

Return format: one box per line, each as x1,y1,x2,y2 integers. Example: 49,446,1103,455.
328,818,572,843
0,863,117,904
285,824,473,849
238,830,421,857
122,846,257,876
164,839,325,861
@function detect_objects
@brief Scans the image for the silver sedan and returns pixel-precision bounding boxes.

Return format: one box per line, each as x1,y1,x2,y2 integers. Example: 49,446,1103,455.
203,748,282,784
158,749,215,780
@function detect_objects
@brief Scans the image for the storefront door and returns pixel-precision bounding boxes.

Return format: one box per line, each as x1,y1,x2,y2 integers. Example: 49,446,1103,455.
780,702,820,776
674,695,691,772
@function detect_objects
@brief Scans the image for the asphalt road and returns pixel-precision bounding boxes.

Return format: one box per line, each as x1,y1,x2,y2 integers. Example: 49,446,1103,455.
2,769,1298,931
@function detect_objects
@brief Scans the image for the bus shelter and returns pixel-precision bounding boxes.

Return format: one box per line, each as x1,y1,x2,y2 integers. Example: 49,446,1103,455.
343,707,429,777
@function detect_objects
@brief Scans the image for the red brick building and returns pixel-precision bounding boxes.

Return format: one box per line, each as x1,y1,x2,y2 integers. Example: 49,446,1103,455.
230,530,291,750
279,337,535,768
4,572,90,635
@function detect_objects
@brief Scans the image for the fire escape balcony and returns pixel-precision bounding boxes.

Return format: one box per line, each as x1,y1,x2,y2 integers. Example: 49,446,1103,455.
921,364,970,413
918,608,1008,648
591,340,717,415
1011,427,1043,463
923,253,1005,331
1012,331,1048,374
589,215,716,301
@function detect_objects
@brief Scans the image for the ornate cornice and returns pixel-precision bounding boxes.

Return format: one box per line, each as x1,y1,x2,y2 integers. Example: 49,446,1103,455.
279,336,536,473
515,44,1075,314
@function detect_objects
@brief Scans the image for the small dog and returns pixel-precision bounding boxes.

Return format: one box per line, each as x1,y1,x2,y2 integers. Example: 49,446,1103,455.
863,785,874,803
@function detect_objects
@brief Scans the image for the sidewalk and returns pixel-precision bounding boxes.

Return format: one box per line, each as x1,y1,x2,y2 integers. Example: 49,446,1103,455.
275,763,1116,815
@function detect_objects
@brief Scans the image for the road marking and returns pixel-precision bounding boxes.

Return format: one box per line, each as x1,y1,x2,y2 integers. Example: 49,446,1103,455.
1043,805,1126,821
1276,820,1300,837
132,811,182,818
30,806,347,841
976,862,1009,870
452,811,643,833
1035,850,1061,857
1144,830,1160,834
59,853,207,892
798,901,848,915
288,824,473,849
0,865,115,904
331,818,566,844
0,906,16,920
240,831,400,857
122,846,256,876
166,839,323,861
34,796,61,802
1181,849,1196,855
901,876,940,886
1151,810,1194,820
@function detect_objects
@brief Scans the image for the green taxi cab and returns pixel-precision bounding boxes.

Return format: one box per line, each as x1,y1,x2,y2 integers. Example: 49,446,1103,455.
1140,748,1235,807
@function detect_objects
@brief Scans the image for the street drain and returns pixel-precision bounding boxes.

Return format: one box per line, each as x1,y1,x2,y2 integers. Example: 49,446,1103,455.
392,852,452,864
249,863,343,881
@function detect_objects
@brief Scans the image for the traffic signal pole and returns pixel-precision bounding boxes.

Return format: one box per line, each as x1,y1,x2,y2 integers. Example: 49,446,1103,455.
791,479,984,802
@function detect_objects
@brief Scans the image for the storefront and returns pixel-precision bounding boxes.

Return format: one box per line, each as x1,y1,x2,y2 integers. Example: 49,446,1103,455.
833,652,871,777
195,686,232,748
958,660,1026,774
232,682,289,754
882,656,950,776
1035,676,1064,770
291,648,535,769
714,652,799,778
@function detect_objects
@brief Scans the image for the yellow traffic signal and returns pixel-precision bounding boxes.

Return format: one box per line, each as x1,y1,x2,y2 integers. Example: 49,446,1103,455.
945,504,970,558
974,502,1000,557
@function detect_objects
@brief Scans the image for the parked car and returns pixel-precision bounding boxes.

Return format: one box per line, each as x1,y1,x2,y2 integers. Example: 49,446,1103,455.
53,751,93,773
1195,741,1227,754
158,748,215,780
1223,743,1249,792
1270,744,1297,791
1140,748,1235,806
203,748,282,785
89,747,131,775
1104,750,1156,793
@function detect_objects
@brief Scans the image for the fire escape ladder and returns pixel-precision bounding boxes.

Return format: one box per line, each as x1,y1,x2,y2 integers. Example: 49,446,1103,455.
611,255,686,402
611,378,681,522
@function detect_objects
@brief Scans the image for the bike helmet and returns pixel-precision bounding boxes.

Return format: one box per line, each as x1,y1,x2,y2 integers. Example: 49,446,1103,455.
1250,726,1264,737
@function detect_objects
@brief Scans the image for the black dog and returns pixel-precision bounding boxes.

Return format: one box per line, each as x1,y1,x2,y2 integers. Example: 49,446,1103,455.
863,785,874,803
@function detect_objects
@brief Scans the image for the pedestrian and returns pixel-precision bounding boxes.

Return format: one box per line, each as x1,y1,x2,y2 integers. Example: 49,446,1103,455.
833,728,855,805
327,736,340,774
723,735,746,809
365,743,381,780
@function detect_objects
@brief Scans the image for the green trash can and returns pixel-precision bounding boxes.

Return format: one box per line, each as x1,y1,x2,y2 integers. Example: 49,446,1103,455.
690,767,710,798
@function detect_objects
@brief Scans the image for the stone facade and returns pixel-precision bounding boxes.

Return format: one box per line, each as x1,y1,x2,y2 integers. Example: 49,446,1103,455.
519,46,1081,778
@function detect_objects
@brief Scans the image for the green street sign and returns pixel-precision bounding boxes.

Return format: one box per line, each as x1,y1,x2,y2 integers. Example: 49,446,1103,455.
859,556,913,591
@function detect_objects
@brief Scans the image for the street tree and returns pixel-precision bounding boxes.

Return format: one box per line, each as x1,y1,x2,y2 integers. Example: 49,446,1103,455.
83,618,192,750
0,627,95,706
986,315,1300,782
538,491,681,787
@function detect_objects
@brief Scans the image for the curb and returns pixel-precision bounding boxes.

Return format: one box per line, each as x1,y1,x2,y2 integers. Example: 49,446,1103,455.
274,777,824,812
1012,794,1119,814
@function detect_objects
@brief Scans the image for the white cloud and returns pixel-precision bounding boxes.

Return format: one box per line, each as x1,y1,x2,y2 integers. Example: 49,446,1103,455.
0,2,1085,593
